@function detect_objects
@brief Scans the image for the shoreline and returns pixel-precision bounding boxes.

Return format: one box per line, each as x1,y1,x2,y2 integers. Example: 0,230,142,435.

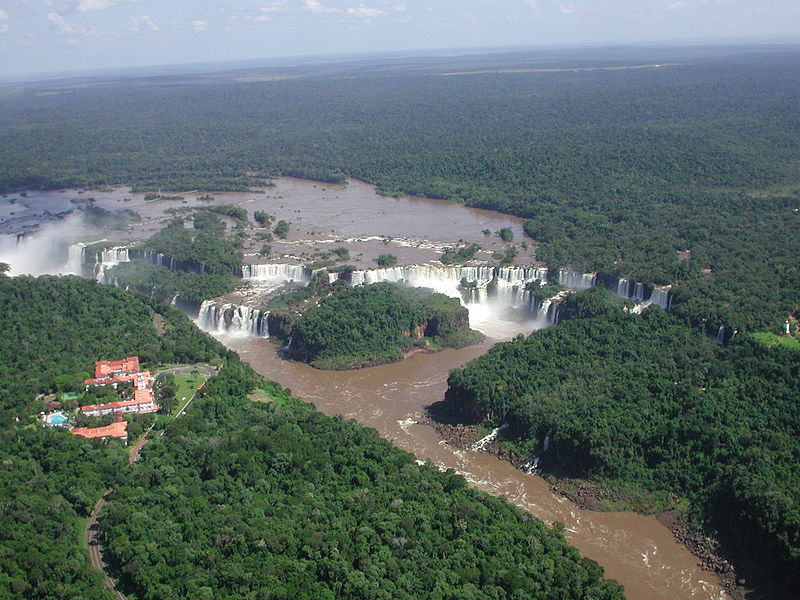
426,417,745,599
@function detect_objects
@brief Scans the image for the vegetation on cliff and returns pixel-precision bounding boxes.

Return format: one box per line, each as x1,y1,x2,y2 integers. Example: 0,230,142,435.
100,364,624,600
445,305,800,590
105,215,242,303
286,282,483,370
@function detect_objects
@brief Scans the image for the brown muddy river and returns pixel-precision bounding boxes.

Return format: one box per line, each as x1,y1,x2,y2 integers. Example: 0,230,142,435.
218,333,728,600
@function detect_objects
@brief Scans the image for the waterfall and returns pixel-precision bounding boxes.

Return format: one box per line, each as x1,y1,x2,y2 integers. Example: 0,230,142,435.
348,265,548,311
471,423,508,452
558,269,596,290
93,246,130,281
532,291,567,326
521,434,553,474
242,263,311,282
196,300,270,337
715,326,726,346
648,287,671,309
609,277,671,309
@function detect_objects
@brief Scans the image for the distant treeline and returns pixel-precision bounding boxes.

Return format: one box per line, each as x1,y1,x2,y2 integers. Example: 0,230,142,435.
1,50,798,330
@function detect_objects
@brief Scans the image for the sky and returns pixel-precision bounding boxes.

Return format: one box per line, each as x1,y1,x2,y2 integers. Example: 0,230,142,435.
0,0,798,77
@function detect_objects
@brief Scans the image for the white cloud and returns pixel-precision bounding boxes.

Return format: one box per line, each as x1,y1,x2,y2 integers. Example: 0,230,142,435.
0,9,8,20
77,0,141,13
304,0,339,14
47,12,96,34
191,19,209,31
524,0,539,8
392,4,407,11
304,1,385,18
129,14,157,31
253,1,289,21
346,5,385,18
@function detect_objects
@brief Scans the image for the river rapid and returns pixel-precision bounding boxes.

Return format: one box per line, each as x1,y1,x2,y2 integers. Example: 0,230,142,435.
220,334,728,600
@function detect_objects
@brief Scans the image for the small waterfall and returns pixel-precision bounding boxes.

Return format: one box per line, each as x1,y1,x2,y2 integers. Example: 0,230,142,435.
521,434,552,474
196,300,269,337
715,326,726,346
471,423,508,452
241,263,311,282
93,246,130,281
532,291,567,326
558,269,596,290
648,287,671,309
610,277,671,309
170,294,179,306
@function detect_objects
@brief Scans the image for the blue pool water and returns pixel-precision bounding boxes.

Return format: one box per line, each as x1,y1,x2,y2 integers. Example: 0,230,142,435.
47,413,68,426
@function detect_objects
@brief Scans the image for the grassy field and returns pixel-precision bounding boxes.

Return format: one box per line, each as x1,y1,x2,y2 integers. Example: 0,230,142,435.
750,332,800,351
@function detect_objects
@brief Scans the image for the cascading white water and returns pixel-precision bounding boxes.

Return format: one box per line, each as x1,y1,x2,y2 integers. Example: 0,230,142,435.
521,434,553,474
471,423,508,452
93,246,130,282
242,263,310,282
715,326,726,346
558,269,596,290
196,300,269,337
648,287,671,309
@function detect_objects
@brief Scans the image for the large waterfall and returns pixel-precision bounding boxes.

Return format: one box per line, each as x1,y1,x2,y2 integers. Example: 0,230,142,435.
242,263,311,282
191,261,674,339
558,270,596,290
197,301,270,337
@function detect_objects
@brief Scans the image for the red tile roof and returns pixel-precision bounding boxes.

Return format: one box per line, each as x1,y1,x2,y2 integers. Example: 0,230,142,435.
80,396,155,413
72,421,128,440
94,356,140,378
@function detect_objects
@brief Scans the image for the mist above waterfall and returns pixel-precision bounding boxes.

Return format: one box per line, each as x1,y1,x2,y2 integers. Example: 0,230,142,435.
0,214,99,277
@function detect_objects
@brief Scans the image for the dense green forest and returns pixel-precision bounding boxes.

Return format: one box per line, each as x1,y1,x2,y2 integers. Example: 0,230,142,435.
0,428,125,600
0,276,624,600
1,48,798,330
445,302,800,590
101,364,623,600
286,282,483,369
0,275,227,424
0,275,229,600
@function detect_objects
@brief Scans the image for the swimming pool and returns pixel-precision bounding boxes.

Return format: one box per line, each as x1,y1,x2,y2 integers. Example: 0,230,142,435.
47,412,68,426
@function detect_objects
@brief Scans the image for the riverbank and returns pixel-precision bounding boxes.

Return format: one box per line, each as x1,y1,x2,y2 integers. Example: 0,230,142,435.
426,415,743,597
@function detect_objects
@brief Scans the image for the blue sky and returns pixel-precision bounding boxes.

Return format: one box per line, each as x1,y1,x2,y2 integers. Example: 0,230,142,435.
0,0,798,76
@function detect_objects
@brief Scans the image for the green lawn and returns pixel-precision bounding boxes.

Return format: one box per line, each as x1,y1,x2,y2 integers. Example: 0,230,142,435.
751,332,800,351
174,374,206,403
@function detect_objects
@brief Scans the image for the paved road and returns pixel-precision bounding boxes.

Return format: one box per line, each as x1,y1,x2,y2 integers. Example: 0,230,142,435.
86,490,127,600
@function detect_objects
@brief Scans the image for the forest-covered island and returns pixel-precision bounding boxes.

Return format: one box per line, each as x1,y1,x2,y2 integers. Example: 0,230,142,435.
273,281,484,369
